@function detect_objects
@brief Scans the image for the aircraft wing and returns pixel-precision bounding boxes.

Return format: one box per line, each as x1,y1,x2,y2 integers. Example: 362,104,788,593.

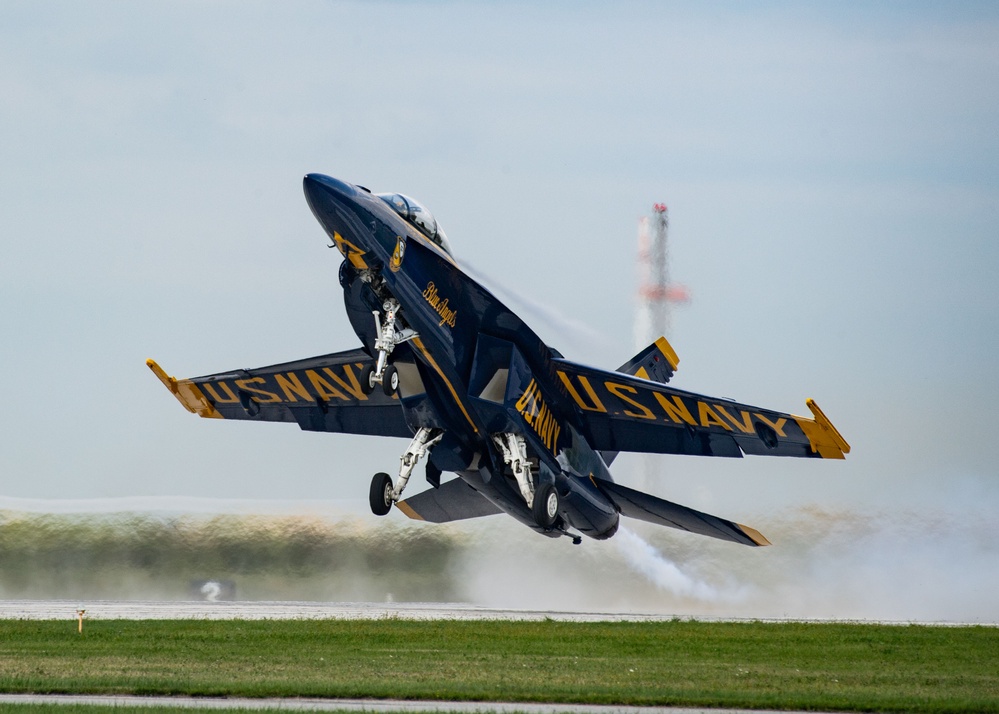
147,348,412,438
553,359,849,459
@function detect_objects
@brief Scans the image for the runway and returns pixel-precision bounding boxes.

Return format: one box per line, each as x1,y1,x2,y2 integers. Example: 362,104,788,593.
0,600,988,626
0,599,682,622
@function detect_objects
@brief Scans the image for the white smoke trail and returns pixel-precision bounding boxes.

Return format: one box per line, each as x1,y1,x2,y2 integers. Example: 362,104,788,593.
613,526,746,603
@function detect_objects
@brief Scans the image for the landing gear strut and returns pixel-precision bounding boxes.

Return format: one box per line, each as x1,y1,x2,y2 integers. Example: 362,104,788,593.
362,298,416,397
492,433,535,508
493,433,562,530
368,427,444,516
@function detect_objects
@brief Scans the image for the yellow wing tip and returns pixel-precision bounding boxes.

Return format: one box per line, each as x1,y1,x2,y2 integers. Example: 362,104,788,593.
146,358,222,419
146,358,174,390
793,398,850,459
806,398,851,455
737,523,771,547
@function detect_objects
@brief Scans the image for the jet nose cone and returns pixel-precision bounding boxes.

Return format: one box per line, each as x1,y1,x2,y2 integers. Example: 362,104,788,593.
303,174,368,248
303,173,358,203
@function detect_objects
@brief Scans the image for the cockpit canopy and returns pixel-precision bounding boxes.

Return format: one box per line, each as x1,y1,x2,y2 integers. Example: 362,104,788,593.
376,193,453,256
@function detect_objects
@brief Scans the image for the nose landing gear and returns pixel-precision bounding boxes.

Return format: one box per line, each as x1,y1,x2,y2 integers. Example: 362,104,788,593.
362,298,416,397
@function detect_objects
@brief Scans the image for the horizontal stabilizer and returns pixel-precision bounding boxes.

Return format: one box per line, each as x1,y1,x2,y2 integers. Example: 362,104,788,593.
594,478,770,547
396,477,502,523
617,336,679,384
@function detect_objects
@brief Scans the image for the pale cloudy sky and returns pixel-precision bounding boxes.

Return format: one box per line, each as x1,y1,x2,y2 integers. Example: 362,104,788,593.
2,1,997,546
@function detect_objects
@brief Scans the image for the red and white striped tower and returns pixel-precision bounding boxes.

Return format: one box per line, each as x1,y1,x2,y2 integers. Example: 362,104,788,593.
635,203,689,350
635,202,690,488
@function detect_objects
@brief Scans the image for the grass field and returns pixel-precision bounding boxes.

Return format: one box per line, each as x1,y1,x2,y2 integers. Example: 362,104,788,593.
0,619,996,713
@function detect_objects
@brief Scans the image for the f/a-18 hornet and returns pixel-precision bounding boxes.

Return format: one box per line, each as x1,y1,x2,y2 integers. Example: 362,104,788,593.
149,174,850,547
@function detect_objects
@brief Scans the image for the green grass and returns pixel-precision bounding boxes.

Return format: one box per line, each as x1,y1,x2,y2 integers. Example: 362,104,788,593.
0,619,996,712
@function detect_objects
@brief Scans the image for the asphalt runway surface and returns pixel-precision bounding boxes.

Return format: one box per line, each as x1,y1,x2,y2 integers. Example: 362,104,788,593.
0,600,687,622
0,599,988,625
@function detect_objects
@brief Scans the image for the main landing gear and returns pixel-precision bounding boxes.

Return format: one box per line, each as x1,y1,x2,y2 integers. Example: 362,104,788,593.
369,426,444,516
360,298,416,397
492,432,561,530
532,482,560,530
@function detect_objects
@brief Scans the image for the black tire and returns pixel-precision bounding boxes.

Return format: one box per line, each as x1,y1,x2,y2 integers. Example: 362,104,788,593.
533,482,560,530
382,364,399,396
369,472,393,516
360,364,376,395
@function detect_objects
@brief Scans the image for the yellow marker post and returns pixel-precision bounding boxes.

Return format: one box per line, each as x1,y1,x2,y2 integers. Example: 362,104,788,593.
76,609,85,634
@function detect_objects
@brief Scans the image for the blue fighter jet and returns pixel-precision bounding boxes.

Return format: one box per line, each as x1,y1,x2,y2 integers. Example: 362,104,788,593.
148,174,850,546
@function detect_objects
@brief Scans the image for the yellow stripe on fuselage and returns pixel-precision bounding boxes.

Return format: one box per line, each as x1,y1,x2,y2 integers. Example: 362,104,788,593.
410,337,479,434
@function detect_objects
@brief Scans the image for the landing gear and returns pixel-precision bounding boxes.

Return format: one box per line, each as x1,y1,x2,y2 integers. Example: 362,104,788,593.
363,299,417,396
532,482,560,530
382,364,399,397
368,427,444,516
360,364,377,394
492,433,534,508
369,472,393,516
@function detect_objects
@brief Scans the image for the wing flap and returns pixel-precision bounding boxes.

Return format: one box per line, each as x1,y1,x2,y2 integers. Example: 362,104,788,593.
595,478,770,547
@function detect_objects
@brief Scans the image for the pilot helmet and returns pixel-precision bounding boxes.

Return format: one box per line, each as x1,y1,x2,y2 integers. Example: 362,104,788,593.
377,193,453,256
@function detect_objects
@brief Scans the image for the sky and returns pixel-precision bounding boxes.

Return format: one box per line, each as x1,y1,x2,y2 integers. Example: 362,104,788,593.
1,1,998,619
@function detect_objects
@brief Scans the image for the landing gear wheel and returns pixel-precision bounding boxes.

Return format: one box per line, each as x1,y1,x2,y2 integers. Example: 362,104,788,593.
533,482,560,530
382,364,399,396
360,364,376,395
369,472,393,516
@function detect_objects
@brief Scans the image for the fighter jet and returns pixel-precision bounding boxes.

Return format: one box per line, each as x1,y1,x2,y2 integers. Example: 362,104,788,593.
148,174,850,546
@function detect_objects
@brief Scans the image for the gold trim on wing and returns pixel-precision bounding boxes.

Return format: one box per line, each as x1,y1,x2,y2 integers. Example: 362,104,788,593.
736,523,771,547
146,359,223,419
410,337,479,434
793,398,850,459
